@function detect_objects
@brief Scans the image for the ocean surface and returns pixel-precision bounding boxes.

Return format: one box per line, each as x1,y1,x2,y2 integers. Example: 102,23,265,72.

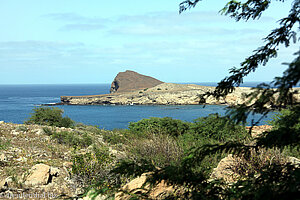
0,83,276,130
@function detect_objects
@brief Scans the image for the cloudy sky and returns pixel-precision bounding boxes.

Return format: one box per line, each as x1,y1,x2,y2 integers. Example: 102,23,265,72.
0,0,298,84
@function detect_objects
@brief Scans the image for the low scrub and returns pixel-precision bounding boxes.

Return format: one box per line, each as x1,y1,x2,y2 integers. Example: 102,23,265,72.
126,133,183,168
45,128,93,148
231,147,289,178
71,146,114,186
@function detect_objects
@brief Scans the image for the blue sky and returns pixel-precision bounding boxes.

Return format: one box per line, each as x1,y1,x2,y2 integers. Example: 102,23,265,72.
0,0,298,84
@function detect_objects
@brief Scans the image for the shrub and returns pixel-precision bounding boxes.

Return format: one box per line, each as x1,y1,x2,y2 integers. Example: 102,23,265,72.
15,125,28,132
231,147,288,178
189,113,247,142
126,133,183,168
75,123,102,134
25,107,74,128
0,138,10,150
102,129,132,145
71,145,116,188
128,117,190,137
268,107,300,157
269,107,300,131
42,127,53,136
51,130,93,148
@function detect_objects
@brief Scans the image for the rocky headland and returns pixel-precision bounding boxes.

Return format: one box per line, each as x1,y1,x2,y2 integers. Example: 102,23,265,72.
60,70,300,106
110,70,163,93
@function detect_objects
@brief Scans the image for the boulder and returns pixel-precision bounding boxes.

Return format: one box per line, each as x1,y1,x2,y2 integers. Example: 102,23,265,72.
110,70,163,93
115,172,174,200
210,154,241,183
50,167,60,177
0,177,12,189
0,153,7,162
25,164,51,186
288,156,300,167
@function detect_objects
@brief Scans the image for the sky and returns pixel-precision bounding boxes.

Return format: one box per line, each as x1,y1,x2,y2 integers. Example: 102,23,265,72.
0,0,298,84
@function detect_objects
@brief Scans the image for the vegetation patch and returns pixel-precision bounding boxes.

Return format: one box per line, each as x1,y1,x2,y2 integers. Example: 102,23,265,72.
25,107,74,128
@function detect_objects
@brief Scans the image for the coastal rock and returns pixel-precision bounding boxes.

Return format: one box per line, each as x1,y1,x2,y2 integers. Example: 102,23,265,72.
110,70,163,93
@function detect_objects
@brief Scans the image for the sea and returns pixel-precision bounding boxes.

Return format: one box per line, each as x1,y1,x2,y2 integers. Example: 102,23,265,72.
0,82,276,130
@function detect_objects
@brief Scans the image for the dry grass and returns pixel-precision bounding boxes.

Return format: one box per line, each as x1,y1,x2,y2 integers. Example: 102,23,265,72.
126,133,183,168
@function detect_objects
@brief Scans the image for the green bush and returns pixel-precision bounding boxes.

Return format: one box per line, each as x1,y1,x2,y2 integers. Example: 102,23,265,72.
268,107,300,157
269,107,300,131
15,125,28,132
75,123,102,134
71,145,117,188
50,130,93,148
189,113,247,142
102,129,132,145
0,138,11,150
128,117,190,137
25,107,74,128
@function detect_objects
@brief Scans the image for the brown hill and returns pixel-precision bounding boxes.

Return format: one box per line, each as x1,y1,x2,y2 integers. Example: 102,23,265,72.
110,70,163,93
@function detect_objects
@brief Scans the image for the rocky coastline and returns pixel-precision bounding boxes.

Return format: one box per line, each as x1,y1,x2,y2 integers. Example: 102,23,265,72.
59,71,300,107
60,83,254,106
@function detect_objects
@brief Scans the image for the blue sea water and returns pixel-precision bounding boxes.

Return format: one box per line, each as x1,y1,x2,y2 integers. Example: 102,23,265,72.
0,83,275,130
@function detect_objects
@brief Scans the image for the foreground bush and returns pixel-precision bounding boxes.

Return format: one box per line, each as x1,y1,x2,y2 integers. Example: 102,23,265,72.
126,133,183,168
25,107,74,128
71,146,114,186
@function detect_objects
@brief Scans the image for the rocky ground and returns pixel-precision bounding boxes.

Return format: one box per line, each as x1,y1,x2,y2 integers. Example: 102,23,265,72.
0,121,113,199
0,121,79,199
0,121,298,199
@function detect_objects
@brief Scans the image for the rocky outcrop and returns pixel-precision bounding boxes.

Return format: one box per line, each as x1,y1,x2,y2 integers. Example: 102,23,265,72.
115,172,174,200
210,154,241,183
110,70,163,93
25,164,51,186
